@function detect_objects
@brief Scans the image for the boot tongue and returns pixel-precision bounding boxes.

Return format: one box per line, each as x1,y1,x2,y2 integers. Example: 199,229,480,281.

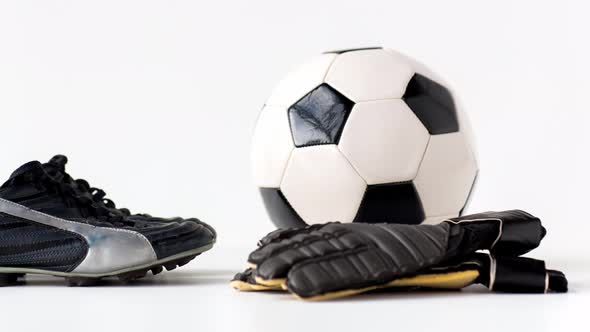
9,161,43,179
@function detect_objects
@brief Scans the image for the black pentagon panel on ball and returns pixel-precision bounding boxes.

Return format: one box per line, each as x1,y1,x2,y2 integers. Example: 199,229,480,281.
403,74,459,135
353,183,425,225
288,84,354,147
323,47,383,54
259,188,308,228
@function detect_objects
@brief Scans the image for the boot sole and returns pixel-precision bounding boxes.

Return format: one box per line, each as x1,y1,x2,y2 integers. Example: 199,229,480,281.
0,242,214,286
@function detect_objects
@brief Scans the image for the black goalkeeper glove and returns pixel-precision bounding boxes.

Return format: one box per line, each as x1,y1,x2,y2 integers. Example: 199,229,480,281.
231,210,567,300
231,253,567,297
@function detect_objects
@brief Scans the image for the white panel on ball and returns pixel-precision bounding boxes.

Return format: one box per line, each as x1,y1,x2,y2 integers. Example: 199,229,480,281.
385,49,449,87
456,101,478,161
422,215,455,225
280,145,366,224
414,132,478,217
265,54,337,107
324,49,414,102
251,105,294,188
338,99,430,184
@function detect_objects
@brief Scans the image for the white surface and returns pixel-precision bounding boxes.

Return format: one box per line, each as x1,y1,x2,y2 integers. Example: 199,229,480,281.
0,246,586,332
0,0,589,331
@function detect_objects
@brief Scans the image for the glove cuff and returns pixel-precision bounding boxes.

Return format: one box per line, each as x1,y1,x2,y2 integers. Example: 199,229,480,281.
478,255,567,293
445,210,545,256
492,212,546,256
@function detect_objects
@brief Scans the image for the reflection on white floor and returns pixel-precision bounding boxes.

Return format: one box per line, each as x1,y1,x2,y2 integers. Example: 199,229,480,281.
0,246,586,332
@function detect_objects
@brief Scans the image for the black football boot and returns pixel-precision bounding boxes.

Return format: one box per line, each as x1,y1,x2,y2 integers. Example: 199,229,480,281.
0,158,216,286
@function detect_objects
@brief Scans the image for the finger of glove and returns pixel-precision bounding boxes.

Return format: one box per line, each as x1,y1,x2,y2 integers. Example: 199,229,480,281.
232,268,257,284
257,224,329,247
250,233,325,266
231,268,284,291
285,246,401,299
256,222,452,281
254,229,368,280
287,252,480,301
285,224,453,299
249,223,352,265
359,223,449,264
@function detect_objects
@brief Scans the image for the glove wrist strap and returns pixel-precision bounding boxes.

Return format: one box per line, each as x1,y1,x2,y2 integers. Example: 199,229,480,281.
490,256,547,293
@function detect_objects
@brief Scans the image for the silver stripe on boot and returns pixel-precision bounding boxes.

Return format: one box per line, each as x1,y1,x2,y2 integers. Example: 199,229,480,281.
0,198,157,274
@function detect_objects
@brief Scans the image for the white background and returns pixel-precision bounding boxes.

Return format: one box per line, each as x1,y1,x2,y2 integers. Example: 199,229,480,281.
0,0,588,331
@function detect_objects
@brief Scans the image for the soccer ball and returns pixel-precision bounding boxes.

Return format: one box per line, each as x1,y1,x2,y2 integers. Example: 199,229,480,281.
252,47,478,228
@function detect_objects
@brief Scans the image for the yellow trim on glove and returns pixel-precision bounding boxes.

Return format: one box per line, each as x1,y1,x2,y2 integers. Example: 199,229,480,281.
232,269,480,301
230,280,282,291
299,270,480,301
